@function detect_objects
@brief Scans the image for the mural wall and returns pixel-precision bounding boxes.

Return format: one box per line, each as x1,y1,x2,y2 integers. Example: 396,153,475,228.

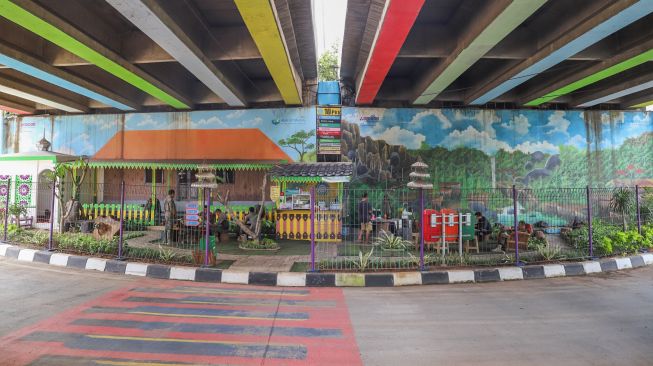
8,108,318,163
341,108,653,189
5,107,652,189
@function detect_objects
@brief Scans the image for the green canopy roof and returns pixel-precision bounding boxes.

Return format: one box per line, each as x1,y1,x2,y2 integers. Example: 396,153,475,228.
88,161,274,170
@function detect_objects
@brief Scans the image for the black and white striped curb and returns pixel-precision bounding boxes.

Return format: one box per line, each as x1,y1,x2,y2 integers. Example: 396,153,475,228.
1,243,651,287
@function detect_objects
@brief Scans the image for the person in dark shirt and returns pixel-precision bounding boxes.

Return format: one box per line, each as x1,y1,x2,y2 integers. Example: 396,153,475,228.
474,211,491,243
357,193,372,243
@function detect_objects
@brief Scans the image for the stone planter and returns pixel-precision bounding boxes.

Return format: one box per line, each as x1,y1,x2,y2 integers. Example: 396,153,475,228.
381,247,405,257
237,244,280,252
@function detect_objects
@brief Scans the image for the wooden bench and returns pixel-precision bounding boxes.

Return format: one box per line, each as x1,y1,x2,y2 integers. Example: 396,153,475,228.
506,231,530,251
11,216,33,228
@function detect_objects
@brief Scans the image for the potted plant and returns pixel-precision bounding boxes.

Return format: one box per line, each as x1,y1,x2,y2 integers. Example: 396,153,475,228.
8,203,27,226
609,187,634,231
193,236,217,266
374,230,409,257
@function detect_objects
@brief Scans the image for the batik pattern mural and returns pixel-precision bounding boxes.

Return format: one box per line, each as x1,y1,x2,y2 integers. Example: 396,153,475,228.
341,108,652,189
14,174,32,206
0,175,10,204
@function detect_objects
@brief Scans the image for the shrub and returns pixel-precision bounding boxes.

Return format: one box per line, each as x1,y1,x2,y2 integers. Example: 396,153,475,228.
8,203,27,223
348,248,374,272
535,243,563,261
527,236,547,250
373,230,409,250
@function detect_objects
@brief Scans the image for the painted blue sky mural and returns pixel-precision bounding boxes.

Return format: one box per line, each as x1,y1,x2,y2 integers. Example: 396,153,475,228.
12,108,317,162
342,108,652,155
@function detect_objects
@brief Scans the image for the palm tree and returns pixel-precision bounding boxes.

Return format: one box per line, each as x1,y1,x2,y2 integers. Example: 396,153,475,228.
609,187,634,231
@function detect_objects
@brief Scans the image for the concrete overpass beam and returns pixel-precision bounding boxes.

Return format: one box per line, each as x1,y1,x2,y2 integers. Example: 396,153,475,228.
0,74,89,113
0,0,192,109
355,0,425,105
412,0,547,105
465,0,653,106
107,0,248,107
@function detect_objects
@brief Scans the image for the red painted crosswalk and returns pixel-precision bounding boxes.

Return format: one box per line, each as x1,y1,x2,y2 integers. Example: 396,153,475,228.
0,281,362,365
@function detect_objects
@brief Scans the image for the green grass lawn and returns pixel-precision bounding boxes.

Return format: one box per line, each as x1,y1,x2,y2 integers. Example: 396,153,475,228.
290,262,311,272
216,239,310,256
214,259,235,269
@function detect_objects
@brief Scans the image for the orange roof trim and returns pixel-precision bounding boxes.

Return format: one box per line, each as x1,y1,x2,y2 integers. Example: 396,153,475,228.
93,129,293,162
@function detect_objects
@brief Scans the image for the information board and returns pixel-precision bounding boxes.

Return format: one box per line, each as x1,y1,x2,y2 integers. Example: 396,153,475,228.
316,105,341,156
185,202,199,226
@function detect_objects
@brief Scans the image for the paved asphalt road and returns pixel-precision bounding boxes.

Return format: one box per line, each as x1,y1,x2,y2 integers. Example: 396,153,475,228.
1,257,652,365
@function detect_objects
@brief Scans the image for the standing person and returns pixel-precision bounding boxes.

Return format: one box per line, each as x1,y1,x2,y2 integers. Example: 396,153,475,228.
215,209,229,242
145,197,162,224
163,189,177,244
357,193,372,243
244,207,257,239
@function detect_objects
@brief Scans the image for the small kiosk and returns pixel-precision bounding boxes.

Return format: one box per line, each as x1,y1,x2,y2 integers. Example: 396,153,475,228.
270,163,353,241
0,137,77,228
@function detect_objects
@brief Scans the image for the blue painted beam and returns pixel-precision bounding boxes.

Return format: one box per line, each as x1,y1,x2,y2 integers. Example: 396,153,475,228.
469,1,653,105
0,52,135,111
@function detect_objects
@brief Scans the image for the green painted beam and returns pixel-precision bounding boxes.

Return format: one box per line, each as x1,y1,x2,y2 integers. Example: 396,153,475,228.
0,0,189,109
413,0,547,104
526,49,653,106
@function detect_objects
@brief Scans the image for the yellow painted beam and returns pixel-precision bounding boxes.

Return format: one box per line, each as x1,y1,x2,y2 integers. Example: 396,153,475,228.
235,0,302,105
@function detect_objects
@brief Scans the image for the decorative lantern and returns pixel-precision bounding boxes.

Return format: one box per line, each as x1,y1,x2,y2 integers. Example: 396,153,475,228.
36,136,51,152
191,164,218,188
407,158,433,189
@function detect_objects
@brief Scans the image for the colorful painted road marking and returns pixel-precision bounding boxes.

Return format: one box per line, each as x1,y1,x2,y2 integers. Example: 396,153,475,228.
0,281,361,366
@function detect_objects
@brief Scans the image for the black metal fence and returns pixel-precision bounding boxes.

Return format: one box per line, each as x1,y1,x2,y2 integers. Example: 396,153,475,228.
2,179,652,272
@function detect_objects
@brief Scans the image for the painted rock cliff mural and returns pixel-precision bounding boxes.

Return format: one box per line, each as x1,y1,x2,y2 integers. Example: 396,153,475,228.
341,108,652,190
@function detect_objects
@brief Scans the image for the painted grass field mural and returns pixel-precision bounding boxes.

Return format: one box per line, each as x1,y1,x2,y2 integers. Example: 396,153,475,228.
341,108,652,189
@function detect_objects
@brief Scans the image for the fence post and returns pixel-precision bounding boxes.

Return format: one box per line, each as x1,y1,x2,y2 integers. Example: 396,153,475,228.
117,181,125,260
3,177,10,242
48,179,56,251
419,188,425,270
635,185,641,235
586,186,593,258
204,188,210,267
458,212,463,261
512,185,520,265
310,187,316,272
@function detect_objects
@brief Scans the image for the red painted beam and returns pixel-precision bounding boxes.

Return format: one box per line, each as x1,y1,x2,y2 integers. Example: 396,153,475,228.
0,104,32,115
356,0,424,104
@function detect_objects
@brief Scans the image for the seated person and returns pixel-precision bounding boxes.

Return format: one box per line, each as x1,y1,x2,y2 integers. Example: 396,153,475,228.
499,221,539,251
474,212,494,251
519,220,533,234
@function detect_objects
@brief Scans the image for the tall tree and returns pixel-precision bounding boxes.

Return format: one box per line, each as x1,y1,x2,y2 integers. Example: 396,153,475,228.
279,130,316,162
318,43,339,81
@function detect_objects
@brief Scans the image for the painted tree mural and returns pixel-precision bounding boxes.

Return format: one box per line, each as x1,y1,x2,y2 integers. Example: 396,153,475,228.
278,129,316,162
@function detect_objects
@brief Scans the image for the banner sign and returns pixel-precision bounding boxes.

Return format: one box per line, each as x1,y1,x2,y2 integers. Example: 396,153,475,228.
316,105,341,156
185,203,199,226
